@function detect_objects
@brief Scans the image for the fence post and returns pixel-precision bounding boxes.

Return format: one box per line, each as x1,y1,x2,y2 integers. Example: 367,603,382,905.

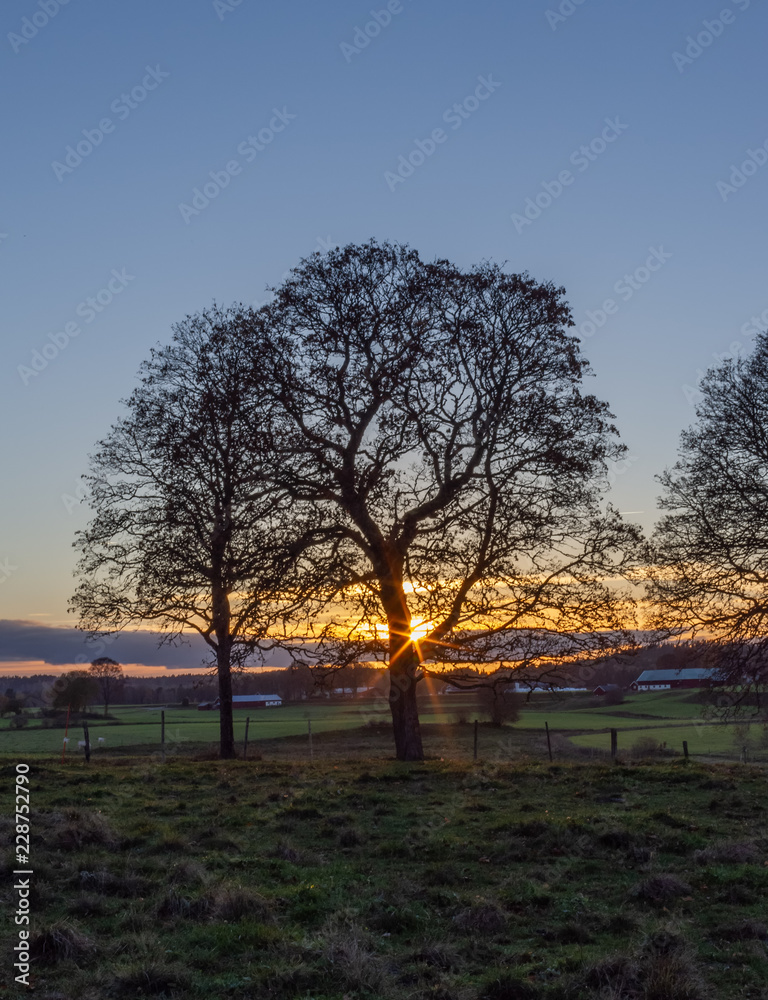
545,721,553,762
243,716,250,760
473,719,478,761
61,703,71,763
610,729,617,761
82,721,91,763
161,710,165,763
308,719,313,761
682,740,689,761
742,745,747,764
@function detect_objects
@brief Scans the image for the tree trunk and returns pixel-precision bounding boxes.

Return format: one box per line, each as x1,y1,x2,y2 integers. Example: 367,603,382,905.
217,640,236,759
388,643,424,761
211,565,236,759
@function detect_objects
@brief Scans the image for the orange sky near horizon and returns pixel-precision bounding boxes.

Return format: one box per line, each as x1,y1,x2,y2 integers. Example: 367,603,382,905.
0,661,224,678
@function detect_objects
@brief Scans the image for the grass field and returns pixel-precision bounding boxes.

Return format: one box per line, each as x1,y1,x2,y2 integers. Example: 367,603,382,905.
3,752,768,999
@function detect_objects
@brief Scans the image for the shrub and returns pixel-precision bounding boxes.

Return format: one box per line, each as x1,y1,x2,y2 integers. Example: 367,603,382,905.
632,736,663,757
476,686,523,726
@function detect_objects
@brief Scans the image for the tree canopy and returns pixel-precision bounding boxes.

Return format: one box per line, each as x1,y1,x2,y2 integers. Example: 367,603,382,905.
88,657,124,717
50,671,99,713
249,241,642,759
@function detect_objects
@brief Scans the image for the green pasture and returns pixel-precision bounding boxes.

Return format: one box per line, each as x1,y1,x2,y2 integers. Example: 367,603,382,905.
1,689,760,757
0,701,390,755
570,721,768,757
515,689,707,729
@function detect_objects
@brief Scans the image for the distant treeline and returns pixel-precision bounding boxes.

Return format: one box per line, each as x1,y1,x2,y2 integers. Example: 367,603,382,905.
1,642,710,712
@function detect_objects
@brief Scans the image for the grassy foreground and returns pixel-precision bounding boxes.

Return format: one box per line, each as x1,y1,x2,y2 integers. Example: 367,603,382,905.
3,749,768,1000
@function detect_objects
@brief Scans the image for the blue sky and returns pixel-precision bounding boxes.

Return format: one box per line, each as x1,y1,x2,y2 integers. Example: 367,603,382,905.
2,0,767,658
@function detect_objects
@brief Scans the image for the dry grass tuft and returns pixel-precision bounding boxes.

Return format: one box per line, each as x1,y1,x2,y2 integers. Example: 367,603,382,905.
156,889,192,919
167,859,209,885
409,943,460,971
452,901,507,935
642,950,710,1000
110,961,190,996
694,840,760,865
315,913,387,992
191,884,273,922
29,921,95,965
52,809,118,850
712,918,768,941
338,826,364,847
273,839,302,862
631,874,692,906
479,972,542,999
77,869,147,897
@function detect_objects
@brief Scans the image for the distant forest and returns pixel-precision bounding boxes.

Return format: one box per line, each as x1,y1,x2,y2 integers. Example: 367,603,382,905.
1,641,708,712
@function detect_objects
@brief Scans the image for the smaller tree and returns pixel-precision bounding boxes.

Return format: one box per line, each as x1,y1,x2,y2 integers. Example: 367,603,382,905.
51,671,99,714
602,687,625,706
649,333,768,711
0,695,25,717
88,657,124,717
475,682,523,727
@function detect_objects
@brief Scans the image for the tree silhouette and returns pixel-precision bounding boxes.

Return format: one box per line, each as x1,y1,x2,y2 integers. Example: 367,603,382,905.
51,671,99,713
649,332,768,710
251,241,641,760
88,657,124,717
71,306,297,758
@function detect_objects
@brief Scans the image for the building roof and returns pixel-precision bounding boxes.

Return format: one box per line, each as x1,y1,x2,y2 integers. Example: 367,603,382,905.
232,694,281,702
633,667,719,683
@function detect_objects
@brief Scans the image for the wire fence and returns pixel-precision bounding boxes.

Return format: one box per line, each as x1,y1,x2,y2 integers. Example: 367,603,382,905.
6,711,768,769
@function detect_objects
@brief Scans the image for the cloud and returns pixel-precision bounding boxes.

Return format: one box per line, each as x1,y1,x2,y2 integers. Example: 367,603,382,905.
0,620,297,670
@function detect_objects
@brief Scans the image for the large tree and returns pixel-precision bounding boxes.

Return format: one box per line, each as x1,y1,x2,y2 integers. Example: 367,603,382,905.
251,241,641,760
649,333,768,707
71,306,295,758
